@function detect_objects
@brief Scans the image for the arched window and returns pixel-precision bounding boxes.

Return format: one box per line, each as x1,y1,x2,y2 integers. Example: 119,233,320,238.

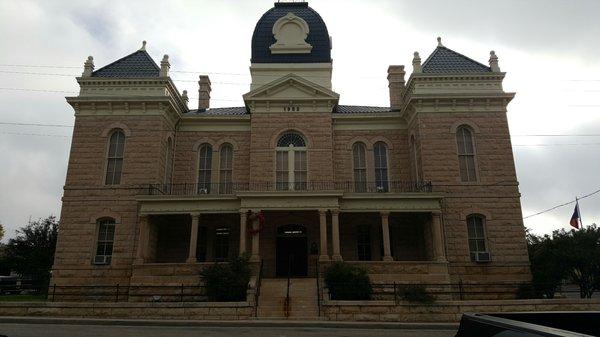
466,214,487,261
373,142,389,192
410,135,419,181
94,218,115,265
456,126,477,182
197,144,212,194
352,142,367,192
276,132,307,190
164,138,174,185
219,144,233,194
105,130,125,185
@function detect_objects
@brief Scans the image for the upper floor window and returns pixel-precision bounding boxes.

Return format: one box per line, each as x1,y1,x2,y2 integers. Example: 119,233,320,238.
164,138,174,185
105,130,125,185
352,142,367,192
456,126,477,182
198,144,212,194
219,144,233,194
410,135,419,181
467,214,487,261
276,132,307,191
373,142,389,192
94,218,115,265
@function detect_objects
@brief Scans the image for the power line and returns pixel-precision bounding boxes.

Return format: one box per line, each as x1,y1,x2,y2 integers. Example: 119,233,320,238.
523,187,600,219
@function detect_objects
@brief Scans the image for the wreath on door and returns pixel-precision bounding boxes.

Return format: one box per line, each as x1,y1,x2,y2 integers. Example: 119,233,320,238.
247,210,265,235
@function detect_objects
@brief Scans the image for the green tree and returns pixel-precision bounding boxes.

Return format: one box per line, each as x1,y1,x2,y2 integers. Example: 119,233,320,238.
0,222,5,241
3,216,59,288
552,224,600,298
526,230,565,298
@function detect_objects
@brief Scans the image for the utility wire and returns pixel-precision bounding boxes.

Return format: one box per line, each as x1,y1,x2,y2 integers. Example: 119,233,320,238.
523,188,600,219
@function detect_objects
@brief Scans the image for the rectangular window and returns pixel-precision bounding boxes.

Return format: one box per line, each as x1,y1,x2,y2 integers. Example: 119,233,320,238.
276,151,288,190
353,144,367,192
196,226,208,262
94,219,115,264
219,145,233,194
294,150,307,190
105,131,125,185
357,225,372,261
214,227,230,261
467,215,487,261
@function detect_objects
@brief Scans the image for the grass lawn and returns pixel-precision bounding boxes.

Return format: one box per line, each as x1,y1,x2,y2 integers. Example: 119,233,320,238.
0,294,47,302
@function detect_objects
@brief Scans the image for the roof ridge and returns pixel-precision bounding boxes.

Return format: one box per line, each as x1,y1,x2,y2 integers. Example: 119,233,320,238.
422,45,491,74
92,49,160,77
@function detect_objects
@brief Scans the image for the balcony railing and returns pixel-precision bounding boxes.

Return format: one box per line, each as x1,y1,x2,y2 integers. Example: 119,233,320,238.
140,181,432,196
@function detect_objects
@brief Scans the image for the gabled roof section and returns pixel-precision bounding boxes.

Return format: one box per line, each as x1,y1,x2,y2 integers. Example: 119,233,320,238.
422,46,491,74
92,50,160,78
244,73,339,101
334,105,391,114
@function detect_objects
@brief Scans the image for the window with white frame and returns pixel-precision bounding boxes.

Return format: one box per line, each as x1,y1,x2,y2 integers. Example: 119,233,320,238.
373,142,389,192
410,135,419,181
105,130,125,185
456,126,477,182
467,214,487,261
197,144,212,194
276,132,307,190
164,137,174,185
219,144,233,194
352,142,367,192
94,218,115,265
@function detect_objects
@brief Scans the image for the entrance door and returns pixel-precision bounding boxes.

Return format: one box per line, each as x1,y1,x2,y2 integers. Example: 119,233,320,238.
276,225,308,277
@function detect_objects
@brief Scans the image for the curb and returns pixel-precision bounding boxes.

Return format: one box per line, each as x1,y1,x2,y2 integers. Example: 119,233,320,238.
0,316,459,330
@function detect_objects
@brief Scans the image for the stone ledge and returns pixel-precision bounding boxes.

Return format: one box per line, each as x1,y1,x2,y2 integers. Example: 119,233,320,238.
0,301,252,309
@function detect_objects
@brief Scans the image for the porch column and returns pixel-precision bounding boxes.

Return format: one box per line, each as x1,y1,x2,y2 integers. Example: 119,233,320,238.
331,210,342,261
250,211,260,262
319,209,329,261
135,215,149,263
239,211,247,255
380,212,393,261
187,213,200,263
431,212,446,262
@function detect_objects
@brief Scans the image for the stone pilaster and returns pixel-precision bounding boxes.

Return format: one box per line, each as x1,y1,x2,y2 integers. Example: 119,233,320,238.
187,213,200,263
319,209,329,261
381,212,393,261
331,210,342,261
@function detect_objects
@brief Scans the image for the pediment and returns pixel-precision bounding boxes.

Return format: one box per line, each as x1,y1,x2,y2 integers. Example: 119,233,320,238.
243,74,339,102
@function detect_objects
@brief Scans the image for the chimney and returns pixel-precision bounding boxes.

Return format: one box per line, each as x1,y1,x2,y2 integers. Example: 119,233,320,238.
489,50,500,72
198,75,211,111
182,90,189,107
387,65,405,110
160,54,170,77
82,56,94,77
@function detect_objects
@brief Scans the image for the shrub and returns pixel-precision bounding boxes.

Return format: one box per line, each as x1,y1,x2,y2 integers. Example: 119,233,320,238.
399,284,435,303
201,254,251,302
324,262,372,300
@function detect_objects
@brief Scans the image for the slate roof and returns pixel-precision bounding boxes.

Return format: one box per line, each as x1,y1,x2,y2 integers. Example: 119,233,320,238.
251,2,331,63
92,50,160,78
186,107,249,116
422,46,491,74
185,105,392,116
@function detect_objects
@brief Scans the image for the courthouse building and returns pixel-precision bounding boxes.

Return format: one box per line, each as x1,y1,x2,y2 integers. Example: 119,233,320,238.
52,2,530,296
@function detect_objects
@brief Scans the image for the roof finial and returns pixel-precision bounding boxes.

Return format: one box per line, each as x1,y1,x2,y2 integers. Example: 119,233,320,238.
160,54,170,77
412,52,422,74
82,55,94,77
437,36,443,47
140,40,147,51
182,90,189,107
489,50,500,72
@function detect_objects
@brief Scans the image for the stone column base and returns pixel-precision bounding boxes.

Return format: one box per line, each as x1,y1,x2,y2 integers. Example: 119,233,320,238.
382,256,394,261
319,255,330,262
332,255,343,261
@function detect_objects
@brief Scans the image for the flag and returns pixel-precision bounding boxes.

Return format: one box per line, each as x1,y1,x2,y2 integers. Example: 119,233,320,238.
570,202,581,229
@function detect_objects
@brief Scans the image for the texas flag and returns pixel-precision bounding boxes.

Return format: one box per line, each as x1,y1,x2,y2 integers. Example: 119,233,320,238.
570,202,581,229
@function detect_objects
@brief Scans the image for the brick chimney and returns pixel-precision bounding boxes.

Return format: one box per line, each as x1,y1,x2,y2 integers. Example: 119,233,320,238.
387,65,405,111
198,75,211,111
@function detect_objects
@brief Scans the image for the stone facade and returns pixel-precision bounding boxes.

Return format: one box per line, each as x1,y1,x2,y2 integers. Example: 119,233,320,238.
51,1,530,306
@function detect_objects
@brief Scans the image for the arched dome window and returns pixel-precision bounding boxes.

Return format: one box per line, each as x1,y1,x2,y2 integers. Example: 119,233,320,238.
276,132,307,190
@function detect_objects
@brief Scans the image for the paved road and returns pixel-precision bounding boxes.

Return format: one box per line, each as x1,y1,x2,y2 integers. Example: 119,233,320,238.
0,323,456,337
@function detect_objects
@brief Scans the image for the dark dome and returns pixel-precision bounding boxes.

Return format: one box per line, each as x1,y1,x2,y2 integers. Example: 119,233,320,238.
251,2,331,63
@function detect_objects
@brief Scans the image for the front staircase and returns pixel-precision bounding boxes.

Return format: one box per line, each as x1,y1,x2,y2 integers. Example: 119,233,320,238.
256,278,320,320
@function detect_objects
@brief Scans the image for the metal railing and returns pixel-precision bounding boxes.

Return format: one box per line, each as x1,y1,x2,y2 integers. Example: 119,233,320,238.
324,281,590,303
315,258,321,317
284,255,293,318
31,284,210,302
141,180,433,196
254,259,263,317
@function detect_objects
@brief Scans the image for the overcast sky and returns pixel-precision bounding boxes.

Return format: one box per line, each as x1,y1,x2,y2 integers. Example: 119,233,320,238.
1,0,599,241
